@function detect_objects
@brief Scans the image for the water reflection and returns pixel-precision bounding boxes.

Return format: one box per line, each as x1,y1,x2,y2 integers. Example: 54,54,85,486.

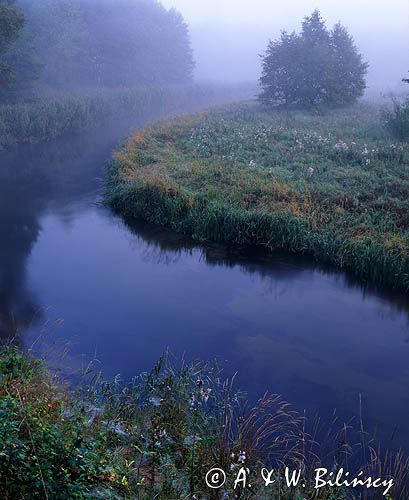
0,115,165,338
0,150,45,338
20,205,409,449
0,121,408,452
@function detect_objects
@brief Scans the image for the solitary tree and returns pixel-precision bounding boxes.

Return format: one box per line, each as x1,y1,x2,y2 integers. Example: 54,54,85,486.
259,10,368,109
0,0,25,89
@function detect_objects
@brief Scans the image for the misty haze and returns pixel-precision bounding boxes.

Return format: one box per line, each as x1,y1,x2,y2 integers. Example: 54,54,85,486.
163,0,408,91
0,0,408,498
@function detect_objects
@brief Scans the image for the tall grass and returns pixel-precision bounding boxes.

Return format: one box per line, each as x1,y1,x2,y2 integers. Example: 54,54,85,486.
0,84,253,150
0,346,407,498
107,102,409,292
383,98,409,141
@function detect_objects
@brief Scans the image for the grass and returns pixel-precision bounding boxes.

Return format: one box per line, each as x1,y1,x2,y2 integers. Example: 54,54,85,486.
383,97,409,141
1,345,407,499
107,101,409,291
0,84,252,150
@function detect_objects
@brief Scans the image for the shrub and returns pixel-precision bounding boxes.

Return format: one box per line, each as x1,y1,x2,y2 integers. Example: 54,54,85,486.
383,99,409,141
259,10,368,109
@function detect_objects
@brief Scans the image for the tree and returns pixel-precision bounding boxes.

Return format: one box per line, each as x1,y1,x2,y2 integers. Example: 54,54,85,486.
0,0,25,89
259,10,368,109
328,22,367,105
1,0,42,100
30,0,194,90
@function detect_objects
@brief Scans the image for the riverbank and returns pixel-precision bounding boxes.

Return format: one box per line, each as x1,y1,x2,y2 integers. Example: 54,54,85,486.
1,345,406,498
107,102,409,291
0,84,252,151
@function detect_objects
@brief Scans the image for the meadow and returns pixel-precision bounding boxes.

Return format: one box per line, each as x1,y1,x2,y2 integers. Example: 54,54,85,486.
107,102,409,291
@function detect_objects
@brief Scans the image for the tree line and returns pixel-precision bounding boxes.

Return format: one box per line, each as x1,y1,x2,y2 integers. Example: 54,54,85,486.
0,0,194,101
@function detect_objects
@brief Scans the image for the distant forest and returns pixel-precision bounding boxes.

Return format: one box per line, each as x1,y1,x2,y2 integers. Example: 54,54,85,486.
1,0,194,99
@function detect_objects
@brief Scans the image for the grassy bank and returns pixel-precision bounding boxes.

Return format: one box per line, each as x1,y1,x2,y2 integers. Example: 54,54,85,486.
0,84,252,150
1,346,406,499
107,102,409,291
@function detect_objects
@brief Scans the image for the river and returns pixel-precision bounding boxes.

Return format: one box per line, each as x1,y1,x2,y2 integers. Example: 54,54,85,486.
1,112,408,451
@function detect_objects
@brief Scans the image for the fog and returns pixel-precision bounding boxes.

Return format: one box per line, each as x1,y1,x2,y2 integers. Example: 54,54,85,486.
162,0,409,92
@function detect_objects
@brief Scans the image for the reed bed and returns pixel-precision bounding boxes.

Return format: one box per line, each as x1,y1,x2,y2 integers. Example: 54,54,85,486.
107,102,409,291
0,84,252,150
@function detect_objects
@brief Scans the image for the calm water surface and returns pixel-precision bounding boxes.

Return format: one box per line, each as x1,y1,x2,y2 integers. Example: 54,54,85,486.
1,117,409,450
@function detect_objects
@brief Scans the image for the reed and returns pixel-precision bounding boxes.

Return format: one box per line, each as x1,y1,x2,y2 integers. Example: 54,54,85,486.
0,84,253,150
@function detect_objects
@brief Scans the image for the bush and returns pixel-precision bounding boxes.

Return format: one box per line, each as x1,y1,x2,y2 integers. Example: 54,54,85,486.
259,10,368,109
383,99,409,141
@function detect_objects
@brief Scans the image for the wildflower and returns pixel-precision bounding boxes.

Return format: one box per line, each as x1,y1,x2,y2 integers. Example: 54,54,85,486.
200,387,212,403
238,451,246,463
149,396,161,407
308,166,315,176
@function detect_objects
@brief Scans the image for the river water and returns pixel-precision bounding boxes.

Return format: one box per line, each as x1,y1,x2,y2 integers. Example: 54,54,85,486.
1,114,408,451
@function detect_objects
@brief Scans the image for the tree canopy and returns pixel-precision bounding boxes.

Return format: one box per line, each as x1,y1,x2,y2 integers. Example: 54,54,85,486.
0,0,25,88
259,10,368,109
1,0,194,98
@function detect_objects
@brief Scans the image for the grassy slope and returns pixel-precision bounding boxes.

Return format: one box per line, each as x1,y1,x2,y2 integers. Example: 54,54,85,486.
107,102,409,291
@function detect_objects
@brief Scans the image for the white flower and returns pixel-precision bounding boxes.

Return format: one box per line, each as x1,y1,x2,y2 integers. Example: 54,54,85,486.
200,388,212,403
308,166,315,176
149,396,161,407
238,451,246,463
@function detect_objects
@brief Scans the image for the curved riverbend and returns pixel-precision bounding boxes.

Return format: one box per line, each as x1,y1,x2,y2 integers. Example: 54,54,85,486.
1,115,408,452
107,103,409,291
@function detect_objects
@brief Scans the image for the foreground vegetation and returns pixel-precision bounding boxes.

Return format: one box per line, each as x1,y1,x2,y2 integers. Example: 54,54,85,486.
1,345,407,499
107,102,409,291
0,84,251,150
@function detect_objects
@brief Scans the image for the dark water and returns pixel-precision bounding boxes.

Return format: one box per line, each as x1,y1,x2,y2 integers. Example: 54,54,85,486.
1,117,409,451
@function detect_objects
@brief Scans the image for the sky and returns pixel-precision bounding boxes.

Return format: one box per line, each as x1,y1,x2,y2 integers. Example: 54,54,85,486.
161,0,409,90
